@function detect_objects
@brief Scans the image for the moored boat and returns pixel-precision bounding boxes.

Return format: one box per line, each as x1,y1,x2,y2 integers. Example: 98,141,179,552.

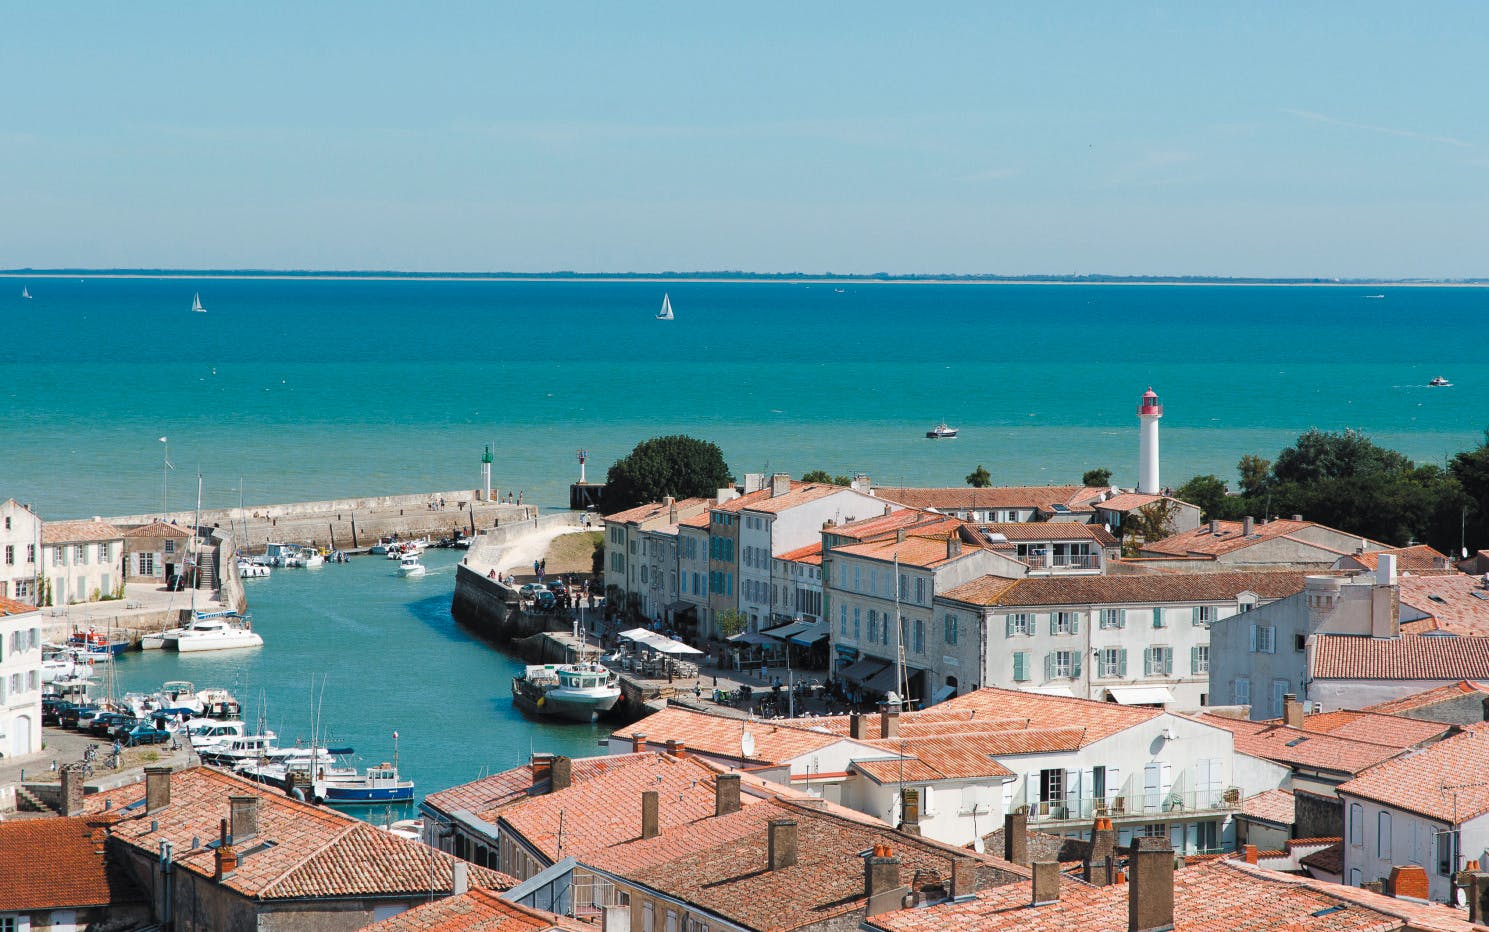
164,616,264,652
925,421,959,439
68,628,130,656
397,554,426,577
237,558,271,578
511,662,621,722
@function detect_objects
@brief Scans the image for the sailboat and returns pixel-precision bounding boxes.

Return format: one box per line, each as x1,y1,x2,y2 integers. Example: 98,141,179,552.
655,293,674,320
21,286,31,300
192,292,206,313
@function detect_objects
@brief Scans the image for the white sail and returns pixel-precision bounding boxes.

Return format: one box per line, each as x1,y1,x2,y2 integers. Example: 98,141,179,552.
21,287,31,299
192,292,205,313
656,293,674,320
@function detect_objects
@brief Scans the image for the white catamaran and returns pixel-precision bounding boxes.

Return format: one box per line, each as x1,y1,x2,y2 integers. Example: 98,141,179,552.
192,292,206,313
656,293,674,320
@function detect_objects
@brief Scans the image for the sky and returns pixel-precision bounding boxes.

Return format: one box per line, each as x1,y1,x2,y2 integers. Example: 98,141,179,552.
2,3,1486,277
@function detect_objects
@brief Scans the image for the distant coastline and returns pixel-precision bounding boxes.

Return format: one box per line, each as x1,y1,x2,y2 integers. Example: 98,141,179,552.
1,269,1485,286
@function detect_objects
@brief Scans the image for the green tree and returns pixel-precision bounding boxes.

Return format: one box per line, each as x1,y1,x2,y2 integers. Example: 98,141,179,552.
1451,433,1489,555
604,435,734,512
1237,454,1271,497
1082,467,1112,487
1122,499,1180,556
1271,429,1410,485
802,470,852,486
714,610,748,639
966,465,992,488
1174,475,1230,521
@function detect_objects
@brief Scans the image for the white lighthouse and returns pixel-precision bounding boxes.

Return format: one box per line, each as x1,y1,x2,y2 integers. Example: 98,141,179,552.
1137,387,1163,494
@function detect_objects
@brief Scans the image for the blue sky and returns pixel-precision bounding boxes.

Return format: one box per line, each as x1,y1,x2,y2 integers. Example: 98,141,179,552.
2,3,1485,276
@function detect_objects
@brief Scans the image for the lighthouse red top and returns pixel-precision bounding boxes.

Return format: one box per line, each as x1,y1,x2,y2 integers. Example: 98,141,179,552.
1138,387,1163,417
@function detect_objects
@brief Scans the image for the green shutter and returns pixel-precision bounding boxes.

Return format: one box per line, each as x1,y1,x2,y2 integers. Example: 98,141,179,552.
1118,649,1128,677
1118,609,1127,629
1071,612,1081,635
1006,615,1015,638
1191,645,1201,673
1071,652,1082,679
1044,652,1054,681
1049,614,1058,636
1014,652,1026,682
1192,606,1202,626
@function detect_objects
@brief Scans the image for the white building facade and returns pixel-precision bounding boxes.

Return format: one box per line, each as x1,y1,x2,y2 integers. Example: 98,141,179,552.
0,602,43,757
41,519,126,606
0,499,42,605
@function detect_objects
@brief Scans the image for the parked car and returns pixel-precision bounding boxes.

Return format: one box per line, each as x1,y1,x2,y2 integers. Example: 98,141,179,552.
43,698,77,726
546,580,569,599
519,583,548,598
533,589,557,610
90,712,135,738
124,722,173,746
72,706,107,731
57,703,100,729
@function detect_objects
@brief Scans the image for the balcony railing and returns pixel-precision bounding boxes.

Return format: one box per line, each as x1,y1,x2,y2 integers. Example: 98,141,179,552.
1020,553,1102,572
1023,787,1242,824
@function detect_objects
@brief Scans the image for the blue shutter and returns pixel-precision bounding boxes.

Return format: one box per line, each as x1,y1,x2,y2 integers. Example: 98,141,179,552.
1071,612,1081,635
1006,615,1015,638
1118,609,1127,629
1072,651,1082,679
1044,652,1054,681
1050,614,1058,636
1191,645,1202,674
1118,649,1128,677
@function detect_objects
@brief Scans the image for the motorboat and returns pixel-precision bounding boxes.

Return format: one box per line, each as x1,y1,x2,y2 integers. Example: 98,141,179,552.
235,746,356,786
369,538,396,555
925,422,959,439
380,818,424,841
186,718,248,751
328,550,350,563
68,629,129,656
124,681,242,719
303,549,325,568
237,559,271,579
386,539,428,559
511,662,621,722
398,554,426,577
198,733,283,767
164,617,264,653
1430,376,1453,387
41,645,96,683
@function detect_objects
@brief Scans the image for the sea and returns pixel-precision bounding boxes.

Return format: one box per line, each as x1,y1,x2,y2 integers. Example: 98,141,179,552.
4,276,1486,819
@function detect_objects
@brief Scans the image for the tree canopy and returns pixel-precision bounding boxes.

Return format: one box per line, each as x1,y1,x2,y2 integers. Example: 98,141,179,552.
604,435,734,511
966,465,992,488
1173,474,1232,521
1082,467,1112,487
802,469,852,486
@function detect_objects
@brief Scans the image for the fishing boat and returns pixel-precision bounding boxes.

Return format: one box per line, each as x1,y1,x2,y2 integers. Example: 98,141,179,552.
164,616,264,652
311,760,415,804
192,292,206,313
511,662,621,722
925,422,959,439
1430,376,1453,387
68,629,130,656
397,554,426,577
656,293,674,320
21,286,31,299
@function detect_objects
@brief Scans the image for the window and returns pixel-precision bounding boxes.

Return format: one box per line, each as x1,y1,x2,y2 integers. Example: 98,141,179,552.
1194,605,1216,625
1013,651,1031,682
1052,612,1079,635
1006,613,1032,637
1348,803,1363,845
26,544,34,563
1234,677,1251,706
899,574,909,600
867,609,878,643
913,618,925,655
944,613,958,645
138,552,155,576
1038,768,1064,803
1190,645,1210,674
1144,646,1174,677
854,565,862,592
73,544,85,563
853,608,861,640
1250,624,1276,654
1377,811,1392,858
1140,823,1168,838
1098,647,1126,678
1046,650,1079,680
839,606,847,637
2,545,10,565
915,577,926,605
1295,633,1307,652
97,542,110,562
1438,828,1460,876
1152,607,1166,629
1099,608,1125,629
643,900,655,932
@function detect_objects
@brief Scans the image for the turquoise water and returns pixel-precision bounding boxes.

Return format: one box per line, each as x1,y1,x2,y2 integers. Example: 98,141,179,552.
103,548,606,823
3,278,1486,519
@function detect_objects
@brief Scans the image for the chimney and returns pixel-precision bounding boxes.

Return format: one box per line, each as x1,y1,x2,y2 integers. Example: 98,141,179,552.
849,712,867,740
60,766,84,817
895,528,906,543
1386,865,1430,901
214,819,238,881
1003,812,1028,865
666,496,678,524
880,707,900,739
641,790,660,839
950,858,976,901
1282,694,1305,729
1126,842,1175,932
1032,861,1060,906
1467,871,1489,923
531,751,554,784
771,473,792,497
1243,844,1258,864
551,755,573,792
145,766,172,814
229,795,259,842
947,536,962,559
1242,516,1255,535
864,843,906,916
631,732,648,754
452,860,469,896
768,819,798,870
1292,514,1303,522
1085,817,1117,886
602,905,632,932
899,788,922,836
1209,519,1219,534
1361,880,1385,894
1377,553,1398,587
703,774,738,818
665,739,687,759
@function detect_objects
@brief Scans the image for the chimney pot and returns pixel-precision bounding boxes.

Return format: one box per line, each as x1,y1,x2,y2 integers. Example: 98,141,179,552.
715,773,741,816
214,818,238,881
1243,844,1258,864
1032,861,1060,906
551,755,573,792
1242,516,1255,535
864,845,904,916
145,766,172,815
1127,842,1175,932
229,795,259,842
767,819,798,870
531,752,554,784
1467,872,1489,923
1003,812,1028,865
947,536,962,559
641,790,660,839
1085,817,1118,886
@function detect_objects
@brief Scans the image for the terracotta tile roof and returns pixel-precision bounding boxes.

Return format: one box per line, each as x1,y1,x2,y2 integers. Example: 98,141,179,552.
1338,724,1489,822
41,518,124,543
1348,544,1455,574
970,522,1118,545
824,509,950,543
1312,634,1489,680
855,731,1073,783
866,856,1481,932
1194,714,1407,775
939,571,1312,608
123,519,192,539
872,485,1098,513
830,533,985,570
679,511,711,528
778,542,823,564
603,497,710,525
364,888,589,931
1262,710,1451,748
1364,680,1489,715
1142,518,1376,559
613,707,849,766
742,483,857,515
499,754,756,863
0,816,144,911
1300,841,1345,874
1093,492,1198,514
1240,788,1296,825
422,753,653,819
1397,575,1489,635
85,767,513,900
927,687,1163,743
588,797,1026,931
712,485,797,514
0,595,38,616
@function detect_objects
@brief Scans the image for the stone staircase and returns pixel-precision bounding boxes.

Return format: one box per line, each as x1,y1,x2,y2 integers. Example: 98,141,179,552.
14,784,57,814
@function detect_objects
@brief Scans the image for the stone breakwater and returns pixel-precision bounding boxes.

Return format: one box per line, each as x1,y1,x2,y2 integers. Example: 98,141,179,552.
106,490,537,555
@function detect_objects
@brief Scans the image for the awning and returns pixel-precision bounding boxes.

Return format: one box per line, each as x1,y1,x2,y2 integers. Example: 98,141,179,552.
619,629,704,655
665,600,697,616
726,631,773,646
1020,685,1075,697
864,665,905,696
1107,685,1175,706
618,628,655,642
837,657,889,685
788,619,829,646
932,683,956,704
763,621,811,641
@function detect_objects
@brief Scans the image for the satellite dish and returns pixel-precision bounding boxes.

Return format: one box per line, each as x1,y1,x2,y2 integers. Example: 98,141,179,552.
741,729,756,758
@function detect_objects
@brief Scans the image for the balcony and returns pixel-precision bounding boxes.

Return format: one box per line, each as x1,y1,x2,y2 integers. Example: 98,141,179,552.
1021,787,1242,826
1020,552,1102,574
